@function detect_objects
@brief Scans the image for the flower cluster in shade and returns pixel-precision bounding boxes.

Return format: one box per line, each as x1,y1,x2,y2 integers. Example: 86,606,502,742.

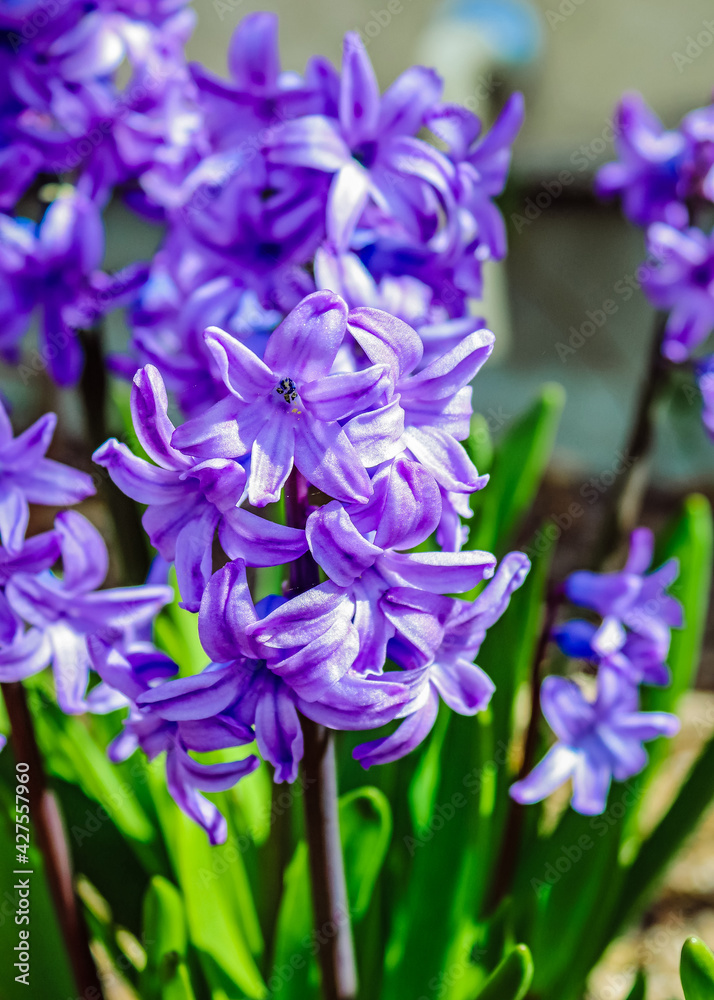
94,289,531,841
510,528,682,815
596,91,714,440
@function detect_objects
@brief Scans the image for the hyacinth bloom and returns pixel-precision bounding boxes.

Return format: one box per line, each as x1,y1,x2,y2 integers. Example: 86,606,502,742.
346,307,493,492
93,364,308,611
595,93,690,229
0,402,94,553
643,223,714,363
554,617,671,687
354,551,530,768
305,457,497,675
135,562,412,789
510,668,680,815
266,31,452,248
0,191,146,384
172,291,391,505
564,527,682,646
89,635,258,845
424,92,525,263
4,511,172,714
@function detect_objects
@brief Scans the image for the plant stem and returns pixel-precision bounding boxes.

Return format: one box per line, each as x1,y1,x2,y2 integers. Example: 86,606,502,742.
590,313,671,568
486,586,562,912
78,326,149,584
285,468,358,1000
1,681,104,999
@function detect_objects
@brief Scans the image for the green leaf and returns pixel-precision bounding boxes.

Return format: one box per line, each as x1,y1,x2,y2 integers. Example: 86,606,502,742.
142,876,197,1000
649,493,713,713
681,937,714,1000
468,383,565,558
340,787,392,921
271,842,319,1000
474,943,534,1000
624,970,646,1000
173,809,267,998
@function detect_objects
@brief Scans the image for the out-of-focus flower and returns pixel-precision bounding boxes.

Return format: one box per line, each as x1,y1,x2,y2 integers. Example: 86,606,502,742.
0,399,94,552
510,667,679,814
643,223,714,363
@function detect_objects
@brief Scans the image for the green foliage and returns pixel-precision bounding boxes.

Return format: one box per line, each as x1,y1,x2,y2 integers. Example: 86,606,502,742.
473,944,533,1000
681,936,714,1000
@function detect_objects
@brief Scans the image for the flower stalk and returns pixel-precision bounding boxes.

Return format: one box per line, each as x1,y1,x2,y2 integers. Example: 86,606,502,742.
285,468,358,1000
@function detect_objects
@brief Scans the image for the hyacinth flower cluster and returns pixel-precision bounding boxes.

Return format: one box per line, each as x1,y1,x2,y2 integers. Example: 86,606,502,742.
596,92,714,439
94,289,532,841
510,528,682,815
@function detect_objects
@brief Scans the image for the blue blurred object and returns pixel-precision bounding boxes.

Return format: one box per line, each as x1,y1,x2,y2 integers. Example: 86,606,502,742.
443,0,543,63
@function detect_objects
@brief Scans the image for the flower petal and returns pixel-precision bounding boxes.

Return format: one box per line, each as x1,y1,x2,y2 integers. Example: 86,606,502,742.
263,290,348,383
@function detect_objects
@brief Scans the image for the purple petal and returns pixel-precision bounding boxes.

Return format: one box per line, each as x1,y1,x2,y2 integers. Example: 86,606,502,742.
0,628,52,682
267,115,351,171
264,291,348,383
571,755,612,815
301,364,390,423
50,623,90,715
268,609,359,701
249,413,295,506
254,674,304,782
400,329,495,402
343,398,405,467
378,66,443,137
186,459,247,513
93,439,185,504
347,307,422,384
371,457,441,550
55,510,108,593
250,581,348,648
294,418,371,504
219,507,307,566
174,507,220,613
198,562,260,662
540,676,594,745
379,550,496,594
353,685,440,767
165,750,228,845
20,458,95,506
403,426,486,493
306,501,381,587
509,744,579,805
173,395,264,461
624,527,654,574
431,659,495,715
327,162,370,249
299,670,410,730
227,12,280,90
205,327,276,400
138,664,243,721
339,33,380,145
0,487,29,554
132,366,190,470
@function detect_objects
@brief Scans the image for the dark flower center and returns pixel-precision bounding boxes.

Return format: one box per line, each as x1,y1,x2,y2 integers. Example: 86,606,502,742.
276,377,298,402
352,140,378,169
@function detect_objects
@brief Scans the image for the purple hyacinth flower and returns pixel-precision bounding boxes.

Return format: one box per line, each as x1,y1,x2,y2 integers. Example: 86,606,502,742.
346,307,493,492
172,291,391,506
93,364,308,611
553,616,671,687
4,511,172,714
0,401,94,553
136,562,411,783
266,31,452,248
510,667,680,815
0,191,142,384
595,93,690,229
305,457,496,676
564,527,682,646
89,635,258,844
643,223,714,362
354,550,530,768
